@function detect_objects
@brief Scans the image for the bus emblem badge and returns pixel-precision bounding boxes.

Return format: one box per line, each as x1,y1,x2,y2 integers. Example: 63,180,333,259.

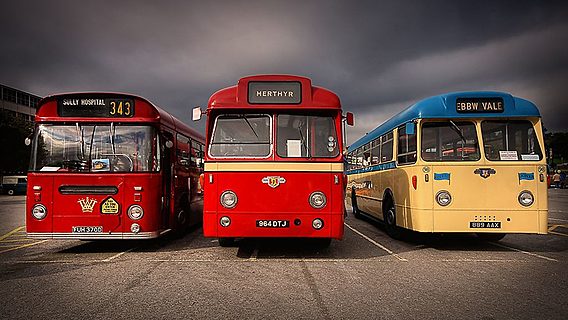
262,176,286,188
474,168,496,179
78,197,97,213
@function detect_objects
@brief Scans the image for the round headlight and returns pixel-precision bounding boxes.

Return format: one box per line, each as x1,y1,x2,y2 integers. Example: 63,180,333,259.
130,223,140,233
309,191,327,209
220,191,238,209
312,218,324,230
220,216,231,227
436,190,452,206
518,190,534,207
128,205,144,220
31,204,47,220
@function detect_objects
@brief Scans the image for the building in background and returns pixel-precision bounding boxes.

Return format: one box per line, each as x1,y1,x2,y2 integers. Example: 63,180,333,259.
0,84,41,176
1,84,41,122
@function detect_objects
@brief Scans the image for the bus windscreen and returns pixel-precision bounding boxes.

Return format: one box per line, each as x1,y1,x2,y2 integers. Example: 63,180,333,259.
31,124,158,172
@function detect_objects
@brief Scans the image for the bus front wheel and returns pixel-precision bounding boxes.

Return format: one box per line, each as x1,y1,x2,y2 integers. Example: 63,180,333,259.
351,188,362,219
477,233,506,241
218,238,235,247
384,202,404,240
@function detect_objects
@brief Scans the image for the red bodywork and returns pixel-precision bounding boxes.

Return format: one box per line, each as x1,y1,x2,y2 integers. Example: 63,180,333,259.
26,92,204,239
203,75,346,239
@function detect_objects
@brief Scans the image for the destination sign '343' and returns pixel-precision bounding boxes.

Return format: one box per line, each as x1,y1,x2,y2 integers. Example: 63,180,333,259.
456,97,504,113
58,97,135,117
248,81,301,104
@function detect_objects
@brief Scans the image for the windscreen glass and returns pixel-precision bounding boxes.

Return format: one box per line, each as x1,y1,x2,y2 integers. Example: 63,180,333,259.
421,121,480,161
277,114,339,158
31,124,158,172
209,114,271,157
481,120,542,161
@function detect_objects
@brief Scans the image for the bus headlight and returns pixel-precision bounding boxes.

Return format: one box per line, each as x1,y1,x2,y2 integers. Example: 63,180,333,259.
435,190,452,206
309,191,327,209
518,190,534,207
220,216,231,227
31,204,47,220
128,205,144,220
220,191,238,209
312,218,324,230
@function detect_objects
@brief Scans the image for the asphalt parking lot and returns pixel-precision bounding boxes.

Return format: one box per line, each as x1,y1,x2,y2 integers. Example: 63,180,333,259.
0,190,567,320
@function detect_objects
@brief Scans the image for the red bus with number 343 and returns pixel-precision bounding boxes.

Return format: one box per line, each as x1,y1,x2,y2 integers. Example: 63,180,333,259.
193,75,353,247
26,92,205,239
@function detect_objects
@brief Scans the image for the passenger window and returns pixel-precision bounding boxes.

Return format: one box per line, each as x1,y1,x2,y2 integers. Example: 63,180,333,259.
397,124,417,165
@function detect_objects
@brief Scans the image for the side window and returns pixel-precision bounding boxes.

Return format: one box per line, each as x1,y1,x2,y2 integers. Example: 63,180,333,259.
362,143,371,167
370,138,380,165
397,124,417,165
176,134,191,168
380,132,393,163
190,140,204,168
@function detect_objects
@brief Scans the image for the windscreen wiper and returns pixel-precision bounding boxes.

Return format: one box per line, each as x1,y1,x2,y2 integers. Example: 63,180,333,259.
241,115,259,139
76,123,85,160
298,121,311,158
449,120,467,157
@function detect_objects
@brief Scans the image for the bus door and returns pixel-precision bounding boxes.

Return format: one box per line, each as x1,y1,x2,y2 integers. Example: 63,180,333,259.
161,132,175,228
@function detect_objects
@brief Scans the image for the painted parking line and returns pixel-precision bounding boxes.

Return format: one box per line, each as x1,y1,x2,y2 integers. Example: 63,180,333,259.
0,226,25,241
102,247,136,262
0,226,50,254
344,222,407,261
548,217,568,223
0,240,48,254
549,231,568,238
489,242,558,262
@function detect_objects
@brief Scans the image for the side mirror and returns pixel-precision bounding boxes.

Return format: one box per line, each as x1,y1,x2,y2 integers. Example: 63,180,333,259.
345,112,354,126
192,106,202,121
165,140,174,148
24,138,32,146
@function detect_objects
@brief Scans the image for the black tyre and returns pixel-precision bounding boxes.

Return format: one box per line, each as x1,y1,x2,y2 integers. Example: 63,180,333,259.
218,238,235,247
383,200,404,240
477,233,506,241
315,238,332,248
351,188,362,219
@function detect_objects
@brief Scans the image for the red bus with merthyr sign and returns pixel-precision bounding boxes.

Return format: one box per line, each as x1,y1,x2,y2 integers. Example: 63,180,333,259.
26,92,205,239
193,75,353,247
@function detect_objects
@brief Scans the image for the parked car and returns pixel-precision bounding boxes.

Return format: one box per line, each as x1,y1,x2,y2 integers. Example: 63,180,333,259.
0,176,27,195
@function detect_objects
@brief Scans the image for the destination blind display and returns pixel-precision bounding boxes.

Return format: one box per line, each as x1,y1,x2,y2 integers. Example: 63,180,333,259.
58,98,135,117
456,97,504,113
248,81,301,104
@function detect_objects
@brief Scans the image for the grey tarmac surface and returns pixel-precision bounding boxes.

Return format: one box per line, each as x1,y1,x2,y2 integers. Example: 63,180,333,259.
0,190,567,320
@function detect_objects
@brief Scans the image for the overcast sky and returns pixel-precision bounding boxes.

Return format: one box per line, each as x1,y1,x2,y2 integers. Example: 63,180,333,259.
1,0,567,144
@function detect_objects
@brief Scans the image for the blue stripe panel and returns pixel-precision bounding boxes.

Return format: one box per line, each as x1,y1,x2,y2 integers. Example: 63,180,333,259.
346,161,396,175
518,172,535,181
434,173,451,181
349,91,541,151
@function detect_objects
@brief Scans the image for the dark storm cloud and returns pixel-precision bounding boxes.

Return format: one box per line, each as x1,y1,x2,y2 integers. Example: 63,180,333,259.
1,0,567,143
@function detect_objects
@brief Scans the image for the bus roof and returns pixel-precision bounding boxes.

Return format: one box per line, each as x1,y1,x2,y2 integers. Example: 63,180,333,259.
349,91,541,151
36,92,204,143
208,74,341,110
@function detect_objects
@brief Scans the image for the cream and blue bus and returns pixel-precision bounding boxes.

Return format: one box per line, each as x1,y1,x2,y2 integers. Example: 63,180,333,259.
346,91,547,241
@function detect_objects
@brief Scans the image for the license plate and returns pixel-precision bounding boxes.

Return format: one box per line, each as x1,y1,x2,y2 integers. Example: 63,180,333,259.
469,222,501,228
256,220,289,228
72,226,103,233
